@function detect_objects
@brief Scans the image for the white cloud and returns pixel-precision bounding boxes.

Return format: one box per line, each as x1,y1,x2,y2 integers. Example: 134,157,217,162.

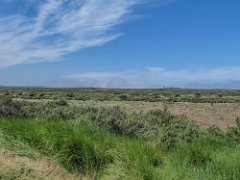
0,0,138,68
146,67,165,72
62,66,240,88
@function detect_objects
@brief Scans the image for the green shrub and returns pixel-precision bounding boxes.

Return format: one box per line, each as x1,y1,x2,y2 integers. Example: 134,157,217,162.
236,116,240,128
119,95,128,101
226,116,240,143
0,95,24,118
55,99,68,106
87,107,127,135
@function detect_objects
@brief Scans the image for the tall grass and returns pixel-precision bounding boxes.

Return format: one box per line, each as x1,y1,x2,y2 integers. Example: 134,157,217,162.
159,138,240,179
0,119,163,179
1,118,240,179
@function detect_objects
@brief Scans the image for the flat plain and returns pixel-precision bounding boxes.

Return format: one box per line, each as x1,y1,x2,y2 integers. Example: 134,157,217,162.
7,87,240,129
1,87,240,179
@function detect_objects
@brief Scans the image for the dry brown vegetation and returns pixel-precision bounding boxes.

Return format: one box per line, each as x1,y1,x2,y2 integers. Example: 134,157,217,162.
68,100,240,129
14,97,240,129
0,150,85,180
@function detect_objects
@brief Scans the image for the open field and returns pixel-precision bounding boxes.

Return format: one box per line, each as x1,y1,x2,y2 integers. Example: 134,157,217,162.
22,99,239,129
69,100,240,129
3,87,239,129
0,88,240,179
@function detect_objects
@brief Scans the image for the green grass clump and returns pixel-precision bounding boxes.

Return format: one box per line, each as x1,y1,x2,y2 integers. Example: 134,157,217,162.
0,119,163,179
158,137,240,180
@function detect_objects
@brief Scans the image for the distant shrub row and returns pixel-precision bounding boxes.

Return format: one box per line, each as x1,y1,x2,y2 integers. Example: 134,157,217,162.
1,88,240,103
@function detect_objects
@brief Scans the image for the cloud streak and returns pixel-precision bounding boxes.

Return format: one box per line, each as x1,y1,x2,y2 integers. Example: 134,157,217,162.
0,0,137,68
61,66,240,89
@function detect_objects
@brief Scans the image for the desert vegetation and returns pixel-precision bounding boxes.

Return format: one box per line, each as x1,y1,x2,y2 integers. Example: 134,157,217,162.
0,88,240,179
2,87,240,103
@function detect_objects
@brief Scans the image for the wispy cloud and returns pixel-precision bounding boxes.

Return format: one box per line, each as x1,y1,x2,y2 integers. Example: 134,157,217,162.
0,0,138,68
60,66,240,89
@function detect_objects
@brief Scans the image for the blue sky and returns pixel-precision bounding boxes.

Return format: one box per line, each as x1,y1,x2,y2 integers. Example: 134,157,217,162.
0,0,240,88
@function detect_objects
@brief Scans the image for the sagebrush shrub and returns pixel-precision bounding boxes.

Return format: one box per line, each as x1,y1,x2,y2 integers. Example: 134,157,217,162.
0,95,24,118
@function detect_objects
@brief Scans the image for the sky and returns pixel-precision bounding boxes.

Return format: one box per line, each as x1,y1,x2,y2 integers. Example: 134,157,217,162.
0,0,240,88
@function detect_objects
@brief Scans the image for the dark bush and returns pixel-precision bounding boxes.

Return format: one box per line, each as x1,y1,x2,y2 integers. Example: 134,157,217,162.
119,95,128,101
195,92,201,99
236,116,240,128
0,95,24,118
66,92,75,98
88,106,127,135
55,99,68,106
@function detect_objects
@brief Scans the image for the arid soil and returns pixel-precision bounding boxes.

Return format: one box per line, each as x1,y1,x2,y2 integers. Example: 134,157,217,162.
0,150,86,180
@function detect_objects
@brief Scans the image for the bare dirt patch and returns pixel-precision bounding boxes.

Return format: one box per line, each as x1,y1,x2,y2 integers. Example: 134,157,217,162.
0,150,86,180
